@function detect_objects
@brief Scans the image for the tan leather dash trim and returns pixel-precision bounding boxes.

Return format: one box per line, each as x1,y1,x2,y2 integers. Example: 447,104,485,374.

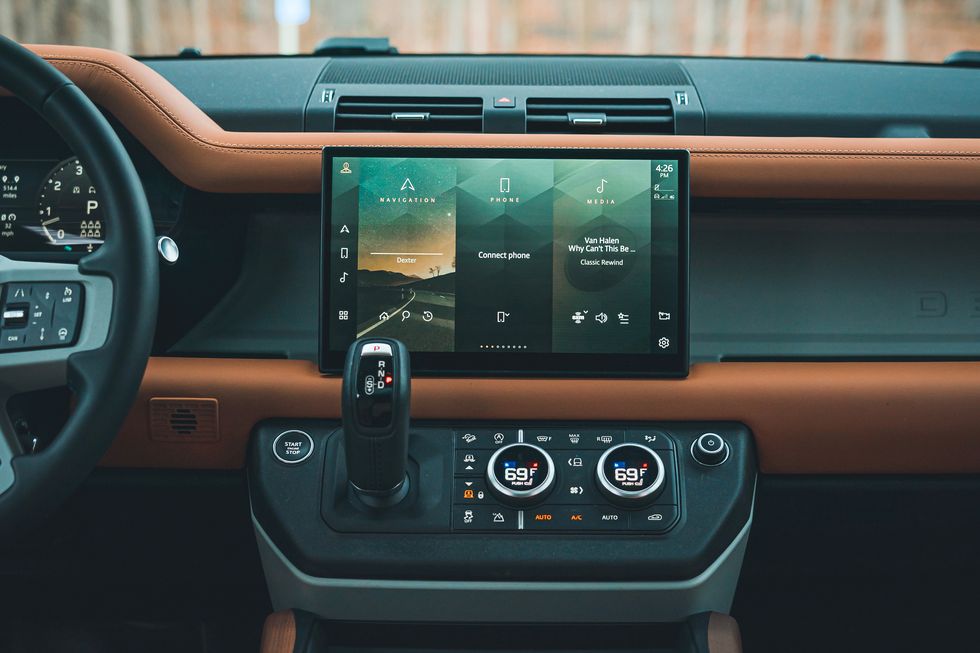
259,610,296,653
14,44,980,199
100,357,980,474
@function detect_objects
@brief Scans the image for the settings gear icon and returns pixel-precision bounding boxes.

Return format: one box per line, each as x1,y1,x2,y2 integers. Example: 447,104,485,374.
658,336,670,349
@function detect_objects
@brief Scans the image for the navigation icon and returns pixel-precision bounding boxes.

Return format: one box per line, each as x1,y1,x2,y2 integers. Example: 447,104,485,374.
339,224,350,234
400,178,415,191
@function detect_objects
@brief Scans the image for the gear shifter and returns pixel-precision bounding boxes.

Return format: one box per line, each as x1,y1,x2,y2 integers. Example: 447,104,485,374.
341,338,411,507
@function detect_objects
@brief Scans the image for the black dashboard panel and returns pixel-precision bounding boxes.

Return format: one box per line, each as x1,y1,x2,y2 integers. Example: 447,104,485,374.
167,197,980,364
143,56,328,132
141,54,980,138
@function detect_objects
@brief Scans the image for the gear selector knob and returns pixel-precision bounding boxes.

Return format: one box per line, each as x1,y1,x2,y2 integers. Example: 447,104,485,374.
341,338,411,506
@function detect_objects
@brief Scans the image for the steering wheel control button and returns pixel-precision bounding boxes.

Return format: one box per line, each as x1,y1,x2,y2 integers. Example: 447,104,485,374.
524,427,624,449
2,303,28,328
455,428,518,449
454,450,488,477
596,443,666,507
454,479,491,504
487,443,556,506
0,282,83,350
629,505,679,533
272,430,314,465
626,428,674,450
453,506,519,531
692,432,730,466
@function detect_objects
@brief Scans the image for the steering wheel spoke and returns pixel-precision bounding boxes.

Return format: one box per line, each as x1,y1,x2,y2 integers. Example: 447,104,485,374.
0,254,113,395
0,255,114,494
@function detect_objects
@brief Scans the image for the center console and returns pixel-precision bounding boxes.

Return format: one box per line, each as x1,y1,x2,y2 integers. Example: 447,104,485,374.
249,147,756,641
250,415,754,621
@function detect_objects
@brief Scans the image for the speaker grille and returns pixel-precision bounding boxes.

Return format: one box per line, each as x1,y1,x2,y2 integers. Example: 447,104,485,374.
321,57,691,86
149,398,219,442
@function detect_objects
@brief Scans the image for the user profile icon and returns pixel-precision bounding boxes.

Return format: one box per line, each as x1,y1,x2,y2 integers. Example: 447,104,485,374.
340,161,352,174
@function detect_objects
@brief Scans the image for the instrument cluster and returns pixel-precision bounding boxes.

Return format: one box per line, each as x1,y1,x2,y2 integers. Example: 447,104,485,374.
1,156,105,255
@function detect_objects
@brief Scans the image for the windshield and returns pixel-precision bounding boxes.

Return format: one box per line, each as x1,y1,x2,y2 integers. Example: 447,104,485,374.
5,0,979,62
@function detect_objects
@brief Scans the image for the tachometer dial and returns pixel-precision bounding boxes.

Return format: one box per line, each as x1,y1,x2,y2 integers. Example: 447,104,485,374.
36,157,104,252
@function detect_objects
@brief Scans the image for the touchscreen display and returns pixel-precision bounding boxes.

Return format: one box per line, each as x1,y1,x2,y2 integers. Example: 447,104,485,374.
321,148,688,376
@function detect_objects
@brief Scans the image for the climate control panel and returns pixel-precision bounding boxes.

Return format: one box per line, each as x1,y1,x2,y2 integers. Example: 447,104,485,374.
452,427,683,533
250,420,754,582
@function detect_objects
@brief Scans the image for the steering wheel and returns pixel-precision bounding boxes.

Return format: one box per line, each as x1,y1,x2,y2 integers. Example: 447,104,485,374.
0,37,158,532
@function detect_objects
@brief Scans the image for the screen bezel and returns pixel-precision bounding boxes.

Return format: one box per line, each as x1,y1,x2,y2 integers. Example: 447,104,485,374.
320,147,689,378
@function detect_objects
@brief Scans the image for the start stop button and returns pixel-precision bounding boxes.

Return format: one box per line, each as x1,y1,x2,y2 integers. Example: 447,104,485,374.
272,430,314,464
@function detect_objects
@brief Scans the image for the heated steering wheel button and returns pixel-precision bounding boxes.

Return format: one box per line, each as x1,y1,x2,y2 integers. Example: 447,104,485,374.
272,430,314,464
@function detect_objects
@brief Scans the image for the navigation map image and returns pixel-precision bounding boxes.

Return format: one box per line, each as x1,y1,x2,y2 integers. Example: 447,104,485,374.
354,158,456,351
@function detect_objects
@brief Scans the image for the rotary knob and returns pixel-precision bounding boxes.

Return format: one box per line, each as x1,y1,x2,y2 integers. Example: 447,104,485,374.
691,433,729,466
596,443,666,507
486,443,555,507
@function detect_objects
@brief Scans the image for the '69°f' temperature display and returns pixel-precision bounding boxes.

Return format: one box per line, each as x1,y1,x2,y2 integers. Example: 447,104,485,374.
488,443,555,502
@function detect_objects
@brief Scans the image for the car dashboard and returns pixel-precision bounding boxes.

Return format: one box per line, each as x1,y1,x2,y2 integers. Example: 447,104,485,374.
1,44,980,653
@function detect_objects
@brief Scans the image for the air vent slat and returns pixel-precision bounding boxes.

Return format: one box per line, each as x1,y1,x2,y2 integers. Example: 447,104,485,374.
338,101,482,112
525,97,674,135
335,96,483,133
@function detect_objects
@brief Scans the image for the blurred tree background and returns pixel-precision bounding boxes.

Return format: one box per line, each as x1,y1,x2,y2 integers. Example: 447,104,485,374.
1,0,978,61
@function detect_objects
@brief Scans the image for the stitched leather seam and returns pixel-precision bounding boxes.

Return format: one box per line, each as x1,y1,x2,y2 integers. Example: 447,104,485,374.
38,52,980,161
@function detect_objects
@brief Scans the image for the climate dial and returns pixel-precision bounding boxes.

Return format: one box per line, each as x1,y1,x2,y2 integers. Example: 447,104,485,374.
596,443,666,507
486,443,555,507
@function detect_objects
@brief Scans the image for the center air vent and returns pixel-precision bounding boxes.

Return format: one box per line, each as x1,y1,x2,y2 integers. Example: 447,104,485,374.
334,96,483,132
526,98,674,135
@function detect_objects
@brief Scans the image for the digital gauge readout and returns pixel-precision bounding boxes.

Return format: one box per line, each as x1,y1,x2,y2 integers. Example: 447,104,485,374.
487,443,555,504
36,157,104,252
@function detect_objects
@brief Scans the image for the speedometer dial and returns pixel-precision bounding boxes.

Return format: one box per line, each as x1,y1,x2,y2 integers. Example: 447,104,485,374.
36,157,104,253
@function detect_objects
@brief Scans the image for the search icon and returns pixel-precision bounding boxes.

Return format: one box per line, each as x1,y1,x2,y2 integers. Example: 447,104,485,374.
401,310,411,321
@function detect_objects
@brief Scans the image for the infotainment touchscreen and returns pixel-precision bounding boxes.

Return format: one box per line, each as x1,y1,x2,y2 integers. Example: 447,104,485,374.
320,148,688,376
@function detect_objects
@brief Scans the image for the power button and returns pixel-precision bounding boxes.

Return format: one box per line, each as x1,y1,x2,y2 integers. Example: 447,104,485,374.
272,430,315,464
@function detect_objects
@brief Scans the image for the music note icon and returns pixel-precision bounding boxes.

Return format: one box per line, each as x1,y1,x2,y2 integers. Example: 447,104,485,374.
596,179,608,193
339,272,349,283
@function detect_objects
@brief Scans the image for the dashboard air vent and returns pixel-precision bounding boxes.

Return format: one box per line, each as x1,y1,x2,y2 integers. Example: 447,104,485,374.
334,96,483,132
526,98,674,135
